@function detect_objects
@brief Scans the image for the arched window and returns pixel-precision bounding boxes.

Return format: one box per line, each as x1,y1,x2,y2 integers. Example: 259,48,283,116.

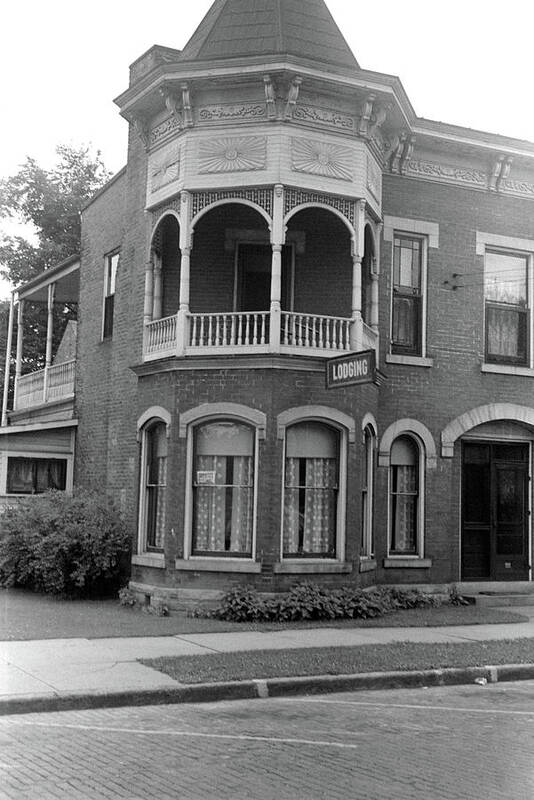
283,422,339,558
140,420,168,552
361,425,376,557
389,435,420,555
192,420,255,557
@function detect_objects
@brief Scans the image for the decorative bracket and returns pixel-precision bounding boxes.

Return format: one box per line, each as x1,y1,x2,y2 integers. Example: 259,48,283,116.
181,83,194,127
284,76,302,120
263,74,277,120
368,103,391,140
130,113,150,149
160,87,184,129
489,154,513,192
358,93,376,137
388,132,416,174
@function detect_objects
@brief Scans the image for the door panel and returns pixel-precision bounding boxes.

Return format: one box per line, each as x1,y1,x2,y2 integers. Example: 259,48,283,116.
462,442,529,581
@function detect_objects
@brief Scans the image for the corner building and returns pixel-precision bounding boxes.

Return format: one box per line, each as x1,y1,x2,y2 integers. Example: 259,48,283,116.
5,0,534,602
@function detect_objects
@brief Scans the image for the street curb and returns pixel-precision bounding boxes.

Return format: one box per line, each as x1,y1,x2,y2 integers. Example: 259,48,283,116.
2,662,534,716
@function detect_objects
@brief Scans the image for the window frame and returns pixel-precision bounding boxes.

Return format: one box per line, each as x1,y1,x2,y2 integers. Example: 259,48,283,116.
390,232,426,357
361,425,376,558
483,248,532,367
184,415,260,562
0,449,74,497
137,417,169,557
279,415,349,563
387,434,425,558
102,250,120,340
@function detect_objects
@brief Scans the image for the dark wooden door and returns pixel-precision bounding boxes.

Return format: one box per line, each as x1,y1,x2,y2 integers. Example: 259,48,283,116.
237,244,292,311
462,442,529,580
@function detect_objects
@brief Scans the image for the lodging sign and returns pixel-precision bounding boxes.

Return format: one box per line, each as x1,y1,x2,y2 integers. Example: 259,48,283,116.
325,349,376,389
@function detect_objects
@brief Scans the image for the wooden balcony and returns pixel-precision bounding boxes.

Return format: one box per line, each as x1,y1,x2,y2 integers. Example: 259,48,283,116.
143,311,378,361
14,360,76,411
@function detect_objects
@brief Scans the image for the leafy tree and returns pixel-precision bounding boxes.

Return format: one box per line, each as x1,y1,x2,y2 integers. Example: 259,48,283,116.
0,144,112,285
0,145,112,387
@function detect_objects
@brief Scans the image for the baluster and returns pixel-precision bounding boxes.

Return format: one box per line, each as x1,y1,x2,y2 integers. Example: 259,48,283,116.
260,313,266,345
207,315,212,346
244,314,250,346
191,316,197,347
326,319,331,349
252,314,258,345
318,317,324,349
291,314,296,346
231,314,236,346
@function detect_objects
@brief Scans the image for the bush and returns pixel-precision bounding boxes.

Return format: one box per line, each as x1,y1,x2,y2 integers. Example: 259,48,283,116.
0,489,131,598
204,583,442,623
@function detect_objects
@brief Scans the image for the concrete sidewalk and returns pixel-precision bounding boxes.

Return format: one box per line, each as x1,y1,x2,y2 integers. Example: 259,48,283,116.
2,608,534,715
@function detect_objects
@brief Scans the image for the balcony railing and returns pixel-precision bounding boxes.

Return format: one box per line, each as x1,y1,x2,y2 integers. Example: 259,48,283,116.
14,360,76,411
143,310,378,361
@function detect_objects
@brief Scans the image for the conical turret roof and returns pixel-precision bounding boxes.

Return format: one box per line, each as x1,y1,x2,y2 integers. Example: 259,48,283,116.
179,0,359,69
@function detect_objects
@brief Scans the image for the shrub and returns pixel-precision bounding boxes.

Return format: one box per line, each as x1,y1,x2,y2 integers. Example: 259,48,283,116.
0,489,131,598
205,582,442,623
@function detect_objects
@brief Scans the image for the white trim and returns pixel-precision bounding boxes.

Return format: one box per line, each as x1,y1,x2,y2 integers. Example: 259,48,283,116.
132,553,165,569
0,420,78,435
383,216,439,248
481,364,534,377
379,419,437,468
0,450,73,496
136,417,168,557
386,354,433,368
137,406,171,438
175,558,261,573
386,434,426,560
277,405,356,443
384,558,432,569
179,403,267,439
476,231,534,256
441,403,534,457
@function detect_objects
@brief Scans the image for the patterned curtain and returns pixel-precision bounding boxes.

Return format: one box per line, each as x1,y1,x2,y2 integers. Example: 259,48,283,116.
283,457,336,555
230,456,253,552
194,455,227,552
486,306,522,358
391,465,417,553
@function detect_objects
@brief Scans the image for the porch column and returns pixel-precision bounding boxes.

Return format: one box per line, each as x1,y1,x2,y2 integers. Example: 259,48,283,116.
176,191,192,356
2,294,15,425
14,298,24,408
269,184,285,352
350,255,363,350
143,258,154,326
44,283,55,403
152,253,163,320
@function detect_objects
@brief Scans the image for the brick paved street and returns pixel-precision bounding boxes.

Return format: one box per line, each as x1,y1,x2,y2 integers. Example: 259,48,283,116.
1,681,534,799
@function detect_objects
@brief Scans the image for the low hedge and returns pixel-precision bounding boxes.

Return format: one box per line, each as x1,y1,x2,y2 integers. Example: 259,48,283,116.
200,582,442,622
0,489,131,598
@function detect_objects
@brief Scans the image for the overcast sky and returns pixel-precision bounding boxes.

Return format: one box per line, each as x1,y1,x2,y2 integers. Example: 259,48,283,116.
1,0,534,293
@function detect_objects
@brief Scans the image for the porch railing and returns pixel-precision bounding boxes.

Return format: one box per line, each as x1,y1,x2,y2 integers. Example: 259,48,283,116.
281,312,351,351
189,312,269,348
14,360,76,410
143,310,367,359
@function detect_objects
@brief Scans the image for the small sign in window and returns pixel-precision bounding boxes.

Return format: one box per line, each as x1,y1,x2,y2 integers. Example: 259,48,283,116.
196,470,216,486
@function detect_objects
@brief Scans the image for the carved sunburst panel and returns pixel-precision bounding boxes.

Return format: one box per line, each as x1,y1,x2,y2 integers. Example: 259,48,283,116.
149,147,181,194
291,138,353,181
198,137,267,173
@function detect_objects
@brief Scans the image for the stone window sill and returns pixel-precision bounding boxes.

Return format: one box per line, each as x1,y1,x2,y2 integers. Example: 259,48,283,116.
132,553,165,569
175,558,261,573
359,558,377,573
383,558,432,569
386,354,433,368
273,561,352,574
481,363,534,377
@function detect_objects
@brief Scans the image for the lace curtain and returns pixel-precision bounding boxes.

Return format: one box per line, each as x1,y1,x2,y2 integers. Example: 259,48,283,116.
283,457,337,556
391,465,417,553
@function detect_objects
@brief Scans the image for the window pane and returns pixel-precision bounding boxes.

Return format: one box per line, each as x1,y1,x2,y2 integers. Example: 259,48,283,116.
390,436,419,555
145,422,167,550
394,237,421,289
485,252,527,305
7,457,67,494
283,423,339,558
193,422,254,556
392,295,420,353
486,304,527,362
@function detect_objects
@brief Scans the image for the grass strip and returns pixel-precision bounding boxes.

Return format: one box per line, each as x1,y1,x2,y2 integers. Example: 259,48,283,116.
142,638,534,685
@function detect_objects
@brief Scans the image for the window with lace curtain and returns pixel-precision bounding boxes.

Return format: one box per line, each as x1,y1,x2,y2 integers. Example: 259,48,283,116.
485,250,529,365
140,421,167,552
283,422,339,558
389,435,420,555
7,457,67,494
361,425,375,557
192,420,255,557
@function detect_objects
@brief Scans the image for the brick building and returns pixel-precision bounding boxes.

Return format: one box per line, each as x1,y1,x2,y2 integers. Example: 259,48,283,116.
4,0,534,601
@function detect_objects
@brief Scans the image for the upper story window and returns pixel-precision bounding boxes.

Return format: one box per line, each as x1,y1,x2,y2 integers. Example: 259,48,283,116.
102,251,119,340
485,250,529,366
391,234,423,356
192,420,255,557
